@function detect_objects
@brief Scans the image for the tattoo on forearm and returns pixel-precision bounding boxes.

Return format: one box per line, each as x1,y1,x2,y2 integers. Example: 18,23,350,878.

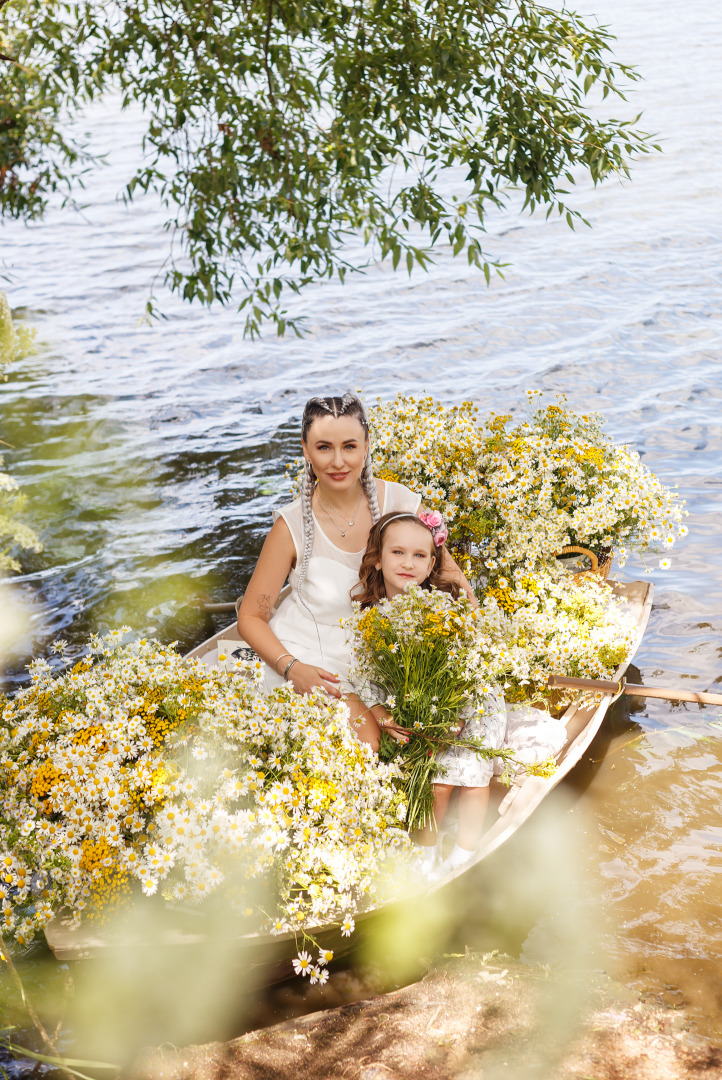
257,594,272,616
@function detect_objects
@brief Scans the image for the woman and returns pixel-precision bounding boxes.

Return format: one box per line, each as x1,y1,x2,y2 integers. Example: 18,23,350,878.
237,394,473,732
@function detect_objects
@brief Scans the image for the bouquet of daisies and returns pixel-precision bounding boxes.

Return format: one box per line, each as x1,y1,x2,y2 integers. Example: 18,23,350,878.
347,586,516,831
363,392,688,582
481,392,688,572
479,567,639,711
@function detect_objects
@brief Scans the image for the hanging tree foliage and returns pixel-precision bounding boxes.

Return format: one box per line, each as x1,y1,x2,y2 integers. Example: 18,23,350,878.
0,0,656,334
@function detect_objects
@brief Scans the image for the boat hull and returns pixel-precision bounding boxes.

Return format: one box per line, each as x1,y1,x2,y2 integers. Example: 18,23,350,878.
44,580,654,977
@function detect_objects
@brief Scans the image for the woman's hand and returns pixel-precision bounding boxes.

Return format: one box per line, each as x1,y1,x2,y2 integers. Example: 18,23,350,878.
437,543,479,608
287,662,342,698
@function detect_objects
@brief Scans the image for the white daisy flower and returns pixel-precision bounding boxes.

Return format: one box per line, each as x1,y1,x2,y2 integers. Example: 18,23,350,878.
292,951,313,976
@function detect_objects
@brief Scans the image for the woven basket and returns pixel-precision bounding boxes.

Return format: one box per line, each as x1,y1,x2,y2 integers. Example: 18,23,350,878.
555,545,613,582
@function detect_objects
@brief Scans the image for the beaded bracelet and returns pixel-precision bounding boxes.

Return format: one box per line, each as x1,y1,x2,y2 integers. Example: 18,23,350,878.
283,658,299,681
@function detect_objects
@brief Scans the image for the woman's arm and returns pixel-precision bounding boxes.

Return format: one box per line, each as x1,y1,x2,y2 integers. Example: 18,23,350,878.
415,503,478,606
440,547,478,607
237,518,342,697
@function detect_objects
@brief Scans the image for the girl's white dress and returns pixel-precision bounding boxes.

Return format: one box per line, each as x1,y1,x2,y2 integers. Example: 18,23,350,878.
493,703,567,775
263,480,421,691
435,696,567,788
434,691,507,788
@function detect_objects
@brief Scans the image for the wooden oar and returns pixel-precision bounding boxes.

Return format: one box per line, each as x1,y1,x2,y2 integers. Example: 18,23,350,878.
547,674,722,707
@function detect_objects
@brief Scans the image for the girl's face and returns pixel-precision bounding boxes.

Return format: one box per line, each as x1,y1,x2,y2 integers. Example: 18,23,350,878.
376,520,436,598
303,415,369,493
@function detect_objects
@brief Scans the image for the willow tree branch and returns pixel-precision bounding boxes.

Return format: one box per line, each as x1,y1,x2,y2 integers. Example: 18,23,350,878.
263,0,276,107
0,50,31,73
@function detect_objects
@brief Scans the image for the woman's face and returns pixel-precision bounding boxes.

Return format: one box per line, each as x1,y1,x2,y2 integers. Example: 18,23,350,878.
303,415,369,492
376,520,436,598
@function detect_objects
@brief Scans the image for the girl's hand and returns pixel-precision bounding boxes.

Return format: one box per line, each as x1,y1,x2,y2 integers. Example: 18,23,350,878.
287,662,342,699
382,722,410,745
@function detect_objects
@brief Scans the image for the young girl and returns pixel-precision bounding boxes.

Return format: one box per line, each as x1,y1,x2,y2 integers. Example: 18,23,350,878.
349,511,505,879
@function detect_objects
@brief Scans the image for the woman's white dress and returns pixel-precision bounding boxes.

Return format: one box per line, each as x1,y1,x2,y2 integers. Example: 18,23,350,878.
263,480,421,691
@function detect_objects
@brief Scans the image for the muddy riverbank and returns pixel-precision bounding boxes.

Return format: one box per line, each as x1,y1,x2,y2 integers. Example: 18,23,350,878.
133,954,722,1080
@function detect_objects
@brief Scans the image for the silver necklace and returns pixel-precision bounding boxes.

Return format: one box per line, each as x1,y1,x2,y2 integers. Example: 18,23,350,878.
318,505,350,538
319,487,364,538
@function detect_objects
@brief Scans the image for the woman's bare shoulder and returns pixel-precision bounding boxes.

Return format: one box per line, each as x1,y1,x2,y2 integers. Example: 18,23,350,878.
265,513,295,555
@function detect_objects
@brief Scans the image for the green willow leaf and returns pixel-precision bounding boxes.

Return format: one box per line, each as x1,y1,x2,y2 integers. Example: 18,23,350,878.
1,0,657,335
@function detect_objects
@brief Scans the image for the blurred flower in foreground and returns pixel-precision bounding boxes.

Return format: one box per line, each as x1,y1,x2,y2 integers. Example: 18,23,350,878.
0,585,30,667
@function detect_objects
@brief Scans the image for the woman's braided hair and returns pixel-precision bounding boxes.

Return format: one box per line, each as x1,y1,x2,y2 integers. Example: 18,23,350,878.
298,393,379,601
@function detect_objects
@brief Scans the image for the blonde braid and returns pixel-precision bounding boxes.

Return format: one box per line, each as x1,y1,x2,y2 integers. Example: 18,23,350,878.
297,460,316,599
361,452,380,524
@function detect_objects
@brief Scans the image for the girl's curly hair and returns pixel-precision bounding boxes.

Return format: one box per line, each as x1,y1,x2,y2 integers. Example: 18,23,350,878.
352,512,459,609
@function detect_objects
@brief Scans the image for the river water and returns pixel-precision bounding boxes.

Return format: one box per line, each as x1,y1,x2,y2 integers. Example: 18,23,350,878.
1,0,721,1046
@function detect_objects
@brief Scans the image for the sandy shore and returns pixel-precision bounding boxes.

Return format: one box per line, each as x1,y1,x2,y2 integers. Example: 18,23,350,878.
133,955,722,1080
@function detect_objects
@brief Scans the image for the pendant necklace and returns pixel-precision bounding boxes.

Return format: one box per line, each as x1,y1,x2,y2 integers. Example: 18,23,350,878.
319,486,364,538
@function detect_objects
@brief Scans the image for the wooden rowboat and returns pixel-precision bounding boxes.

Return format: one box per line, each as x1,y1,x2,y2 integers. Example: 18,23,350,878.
43,580,654,978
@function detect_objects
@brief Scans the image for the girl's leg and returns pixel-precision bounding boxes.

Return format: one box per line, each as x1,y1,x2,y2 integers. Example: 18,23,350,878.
455,786,490,851
343,693,381,752
430,786,491,879
415,784,453,847
414,784,453,876
352,712,381,751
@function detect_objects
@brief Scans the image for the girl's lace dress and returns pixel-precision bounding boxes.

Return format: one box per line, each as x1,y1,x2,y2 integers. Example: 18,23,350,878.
435,691,507,787
436,697,567,787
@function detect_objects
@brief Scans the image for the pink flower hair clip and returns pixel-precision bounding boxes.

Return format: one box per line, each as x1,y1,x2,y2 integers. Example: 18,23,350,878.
418,510,448,547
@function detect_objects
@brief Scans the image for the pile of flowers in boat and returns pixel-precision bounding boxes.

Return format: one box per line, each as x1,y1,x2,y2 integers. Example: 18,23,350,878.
368,391,687,587
0,394,687,974
0,634,411,983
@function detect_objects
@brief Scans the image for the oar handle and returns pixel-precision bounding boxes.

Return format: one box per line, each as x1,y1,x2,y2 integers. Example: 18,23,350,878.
548,674,620,693
547,674,722,707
